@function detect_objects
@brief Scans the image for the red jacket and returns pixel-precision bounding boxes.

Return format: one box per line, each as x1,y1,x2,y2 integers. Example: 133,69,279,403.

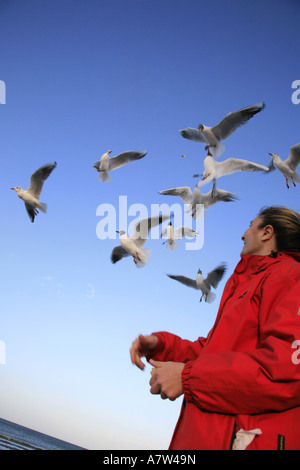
149,252,300,450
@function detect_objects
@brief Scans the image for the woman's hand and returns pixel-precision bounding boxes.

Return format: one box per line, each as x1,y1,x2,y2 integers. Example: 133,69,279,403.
130,334,158,370
149,359,184,401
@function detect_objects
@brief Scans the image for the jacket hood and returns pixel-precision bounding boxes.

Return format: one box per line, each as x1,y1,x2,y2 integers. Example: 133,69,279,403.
235,251,300,275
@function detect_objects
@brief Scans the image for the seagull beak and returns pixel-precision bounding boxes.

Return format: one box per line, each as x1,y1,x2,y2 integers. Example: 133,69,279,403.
10,187,15,190
116,230,119,233
268,153,273,156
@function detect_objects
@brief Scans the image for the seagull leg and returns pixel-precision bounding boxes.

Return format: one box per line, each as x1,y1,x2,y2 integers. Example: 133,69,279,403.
202,173,211,181
292,178,296,187
285,177,289,189
133,252,141,265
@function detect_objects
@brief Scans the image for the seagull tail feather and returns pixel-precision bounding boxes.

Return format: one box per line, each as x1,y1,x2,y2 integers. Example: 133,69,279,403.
166,240,178,251
98,171,112,182
135,248,151,268
212,142,225,158
294,172,300,183
206,291,216,303
38,202,47,213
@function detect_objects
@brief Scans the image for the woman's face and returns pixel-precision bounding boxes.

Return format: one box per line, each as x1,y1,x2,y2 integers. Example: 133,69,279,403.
240,216,266,256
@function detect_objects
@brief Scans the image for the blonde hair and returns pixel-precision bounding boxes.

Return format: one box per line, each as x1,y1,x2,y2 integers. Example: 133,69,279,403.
258,205,300,252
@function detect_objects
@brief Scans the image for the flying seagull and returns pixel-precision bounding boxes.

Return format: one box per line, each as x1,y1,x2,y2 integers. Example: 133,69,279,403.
268,143,300,188
93,150,147,182
111,214,170,267
158,179,238,218
11,162,57,222
161,221,198,250
194,146,269,187
167,263,227,303
179,103,265,158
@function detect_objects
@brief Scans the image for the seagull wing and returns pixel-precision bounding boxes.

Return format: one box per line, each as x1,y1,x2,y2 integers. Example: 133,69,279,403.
167,274,198,289
285,143,300,171
173,226,198,238
132,214,170,248
25,202,36,223
158,186,193,204
212,187,239,203
215,157,269,178
179,127,209,144
93,160,101,171
161,227,168,238
205,263,227,288
27,162,57,198
212,103,265,141
110,245,131,264
267,159,276,173
108,150,147,171
200,186,237,208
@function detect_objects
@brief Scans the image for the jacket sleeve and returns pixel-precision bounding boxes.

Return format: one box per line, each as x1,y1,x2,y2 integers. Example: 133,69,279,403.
146,331,206,363
182,271,300,415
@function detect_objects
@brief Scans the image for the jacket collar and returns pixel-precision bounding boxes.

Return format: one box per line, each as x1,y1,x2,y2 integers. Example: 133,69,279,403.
235,252,300,275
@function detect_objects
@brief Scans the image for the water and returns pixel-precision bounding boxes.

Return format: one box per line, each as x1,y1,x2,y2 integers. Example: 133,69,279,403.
0,418,85,450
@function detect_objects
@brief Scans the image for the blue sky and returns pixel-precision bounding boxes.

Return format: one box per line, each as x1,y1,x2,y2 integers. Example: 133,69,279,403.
0,0,299,449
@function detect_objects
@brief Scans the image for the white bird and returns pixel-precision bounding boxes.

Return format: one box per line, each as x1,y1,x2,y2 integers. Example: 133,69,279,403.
11,162,57,222
93,150,147,182
195,147,269,187
268,143,300,188
111,214,170,267
167,263,227,303
161,221,198,250
158,179,238,218
179,103,265,158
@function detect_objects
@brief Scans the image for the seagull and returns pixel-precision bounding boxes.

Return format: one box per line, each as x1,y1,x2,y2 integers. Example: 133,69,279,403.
11,162,57,222
158,179,238,218
161,221,198,250
167,263,227,303
179,103,265,158
195,146,269,187
93,150,147,182
111,214,170,267
268,143,300,188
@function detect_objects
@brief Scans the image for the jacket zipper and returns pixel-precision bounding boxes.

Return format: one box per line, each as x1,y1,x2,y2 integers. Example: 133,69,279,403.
277,434,285,450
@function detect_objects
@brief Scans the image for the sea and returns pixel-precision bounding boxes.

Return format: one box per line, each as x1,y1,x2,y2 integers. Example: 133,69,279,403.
0,417,85,450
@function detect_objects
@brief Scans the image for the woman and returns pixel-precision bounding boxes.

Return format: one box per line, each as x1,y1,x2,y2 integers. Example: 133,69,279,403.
130,206,300,450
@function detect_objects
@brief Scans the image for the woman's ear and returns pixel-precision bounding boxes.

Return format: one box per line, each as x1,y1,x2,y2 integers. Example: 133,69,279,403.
262,224,275,241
